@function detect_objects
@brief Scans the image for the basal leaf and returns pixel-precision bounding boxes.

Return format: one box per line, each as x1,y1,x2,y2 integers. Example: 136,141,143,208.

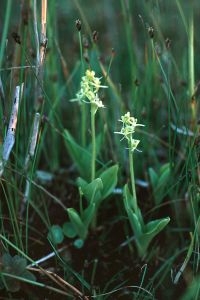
63,222,77,238
79,178,103,205
137,217,170,257
63,130,91,180
47,225,64,244
148,167,158,189
145,217,170,235
67,208,88,240
82,202,96,229
99,164,118,200
123,184,133,211
157,166,170,190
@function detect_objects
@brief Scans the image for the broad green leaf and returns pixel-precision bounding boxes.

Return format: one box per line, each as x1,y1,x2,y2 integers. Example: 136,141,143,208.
123,185,143,235
67,208,88,240
63,130,103,181
149,164,170,205
63,129,91,180
88,132,104,160
123,184,143,226
137,217,170,257
78,178,103,205
63,222,77,238
82,203,96,229
123,184,134,211
148,167,158,189
123,184,170,257
99,164,118,200
77,177,88,190
127,212,143,237
157,166,170,190
47,225,64,244
155,165,170,205
145,217,170,235
160,162,170,174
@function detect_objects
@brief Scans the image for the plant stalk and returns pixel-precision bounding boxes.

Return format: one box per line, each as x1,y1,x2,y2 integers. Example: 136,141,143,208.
188,7,196,124
78,31,86,147
0,0,12,69
91,105,96,181
128,147,138,215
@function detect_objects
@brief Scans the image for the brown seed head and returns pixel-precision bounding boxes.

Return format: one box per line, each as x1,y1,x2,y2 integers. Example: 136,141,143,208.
148,26,154,39
11,32,21,44
75,19,82,31
92,30,99,43
165,38,171,49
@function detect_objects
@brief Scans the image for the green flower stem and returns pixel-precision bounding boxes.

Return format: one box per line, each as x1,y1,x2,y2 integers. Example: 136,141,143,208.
128,146,138,215
91,104,97,181
81,104,86,147
78,31,86,147
90,104,97,229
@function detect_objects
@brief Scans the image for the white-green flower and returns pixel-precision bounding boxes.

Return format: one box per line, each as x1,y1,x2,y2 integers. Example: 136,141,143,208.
115,111,144,152
75,69,107,109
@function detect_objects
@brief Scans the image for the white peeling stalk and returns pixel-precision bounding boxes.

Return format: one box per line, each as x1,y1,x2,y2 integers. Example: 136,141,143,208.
21,113,40,216
1,84,23,172
24,112,40,170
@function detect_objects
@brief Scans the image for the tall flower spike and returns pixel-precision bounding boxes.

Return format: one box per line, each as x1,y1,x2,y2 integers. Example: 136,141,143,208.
75,69,107,110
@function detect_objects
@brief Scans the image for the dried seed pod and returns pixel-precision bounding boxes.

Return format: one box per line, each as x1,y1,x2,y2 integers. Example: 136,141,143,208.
11,32,21,44
148,26,154,39
92,30,99,43
165,38,171,49
75,19,82,31
111,48,116,57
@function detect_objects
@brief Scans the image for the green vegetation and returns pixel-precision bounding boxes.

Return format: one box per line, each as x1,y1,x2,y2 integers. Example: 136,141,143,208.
0,1,199,299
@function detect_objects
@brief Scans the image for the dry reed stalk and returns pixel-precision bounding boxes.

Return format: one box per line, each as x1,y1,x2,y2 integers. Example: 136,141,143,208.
34,0,48,110
0,84,24,176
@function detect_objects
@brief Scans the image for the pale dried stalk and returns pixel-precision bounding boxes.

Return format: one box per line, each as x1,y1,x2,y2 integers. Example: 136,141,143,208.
27,266,89,299
0,75,5,125
0,75,5,103
33,0,40,67
0,84,24,176
24,112,40,170
40,0,47,65
33,0,48,110
21,113,40,216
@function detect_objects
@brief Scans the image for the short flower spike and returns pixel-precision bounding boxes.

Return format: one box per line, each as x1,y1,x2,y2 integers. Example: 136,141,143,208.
115,111,144,152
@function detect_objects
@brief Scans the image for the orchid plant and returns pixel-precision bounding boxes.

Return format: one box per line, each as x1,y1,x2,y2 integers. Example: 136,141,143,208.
115,112,170,258
62,70,118,242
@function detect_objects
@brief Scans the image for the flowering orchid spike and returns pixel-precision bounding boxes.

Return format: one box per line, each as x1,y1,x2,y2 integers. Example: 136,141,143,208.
75,69,107,110
115,112,144,152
